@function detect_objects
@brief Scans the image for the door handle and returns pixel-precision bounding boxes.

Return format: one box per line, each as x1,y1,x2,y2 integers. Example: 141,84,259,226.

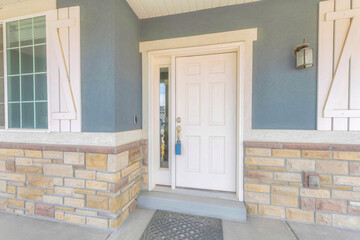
176,125,182,155
176,125,181,141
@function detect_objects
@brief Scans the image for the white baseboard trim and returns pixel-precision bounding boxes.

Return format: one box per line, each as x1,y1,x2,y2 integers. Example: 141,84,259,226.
245,129,360,144
0,129,146,147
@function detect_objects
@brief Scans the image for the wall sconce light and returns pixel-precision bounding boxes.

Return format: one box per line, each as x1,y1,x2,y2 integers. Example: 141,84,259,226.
293,40,314,70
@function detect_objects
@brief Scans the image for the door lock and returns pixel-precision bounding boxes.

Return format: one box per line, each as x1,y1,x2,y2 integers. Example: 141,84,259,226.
176,117,182,123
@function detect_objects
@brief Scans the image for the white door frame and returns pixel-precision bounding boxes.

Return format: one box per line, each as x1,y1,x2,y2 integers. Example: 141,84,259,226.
140,29,257,201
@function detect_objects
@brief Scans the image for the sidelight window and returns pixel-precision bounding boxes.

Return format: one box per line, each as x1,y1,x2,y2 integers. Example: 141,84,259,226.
160,67,169,168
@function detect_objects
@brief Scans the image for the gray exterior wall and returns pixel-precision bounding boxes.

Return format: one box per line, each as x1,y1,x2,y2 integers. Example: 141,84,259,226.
140,0,322,130
114,0,142,132
57,0,142,132
58,0,323,132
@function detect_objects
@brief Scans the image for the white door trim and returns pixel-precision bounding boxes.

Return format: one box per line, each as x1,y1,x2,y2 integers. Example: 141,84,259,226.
140,29,257,201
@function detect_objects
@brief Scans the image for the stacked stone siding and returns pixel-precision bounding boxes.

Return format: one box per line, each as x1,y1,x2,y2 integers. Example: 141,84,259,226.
0,140,147,229
244,142,360,230
141,142,148,191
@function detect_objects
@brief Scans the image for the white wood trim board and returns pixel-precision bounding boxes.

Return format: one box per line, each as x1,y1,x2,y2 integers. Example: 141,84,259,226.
318,0,360,131
0,0,56,20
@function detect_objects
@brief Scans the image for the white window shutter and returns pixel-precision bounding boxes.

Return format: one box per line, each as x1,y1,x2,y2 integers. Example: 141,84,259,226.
47,7,81,132
318,0,360,131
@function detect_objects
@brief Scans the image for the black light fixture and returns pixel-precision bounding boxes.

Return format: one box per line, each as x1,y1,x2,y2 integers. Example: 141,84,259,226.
293,39,314,70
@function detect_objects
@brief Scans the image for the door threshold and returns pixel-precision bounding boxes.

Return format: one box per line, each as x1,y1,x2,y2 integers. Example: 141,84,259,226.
154,186,238,201
137,189,246,222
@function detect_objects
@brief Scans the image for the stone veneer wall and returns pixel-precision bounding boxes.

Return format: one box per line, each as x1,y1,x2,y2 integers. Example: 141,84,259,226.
0,140,147,229
244,141,360,230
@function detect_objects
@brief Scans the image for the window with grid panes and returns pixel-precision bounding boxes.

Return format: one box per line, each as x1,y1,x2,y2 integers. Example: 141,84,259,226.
6,16,47,129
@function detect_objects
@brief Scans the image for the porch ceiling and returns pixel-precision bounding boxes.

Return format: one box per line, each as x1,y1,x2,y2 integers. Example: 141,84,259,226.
127,0,261,19
0,0,29,7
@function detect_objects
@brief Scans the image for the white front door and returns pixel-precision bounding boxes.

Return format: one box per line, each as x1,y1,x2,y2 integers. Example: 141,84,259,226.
175,53,237,192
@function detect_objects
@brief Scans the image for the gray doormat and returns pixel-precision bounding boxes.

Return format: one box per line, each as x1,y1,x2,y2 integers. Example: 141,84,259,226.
139,210,224,240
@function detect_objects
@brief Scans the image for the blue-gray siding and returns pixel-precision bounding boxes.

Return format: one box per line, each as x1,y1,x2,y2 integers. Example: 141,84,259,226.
57,0,142,132
58,0,323,132
141,0,323,130
114,0,142,132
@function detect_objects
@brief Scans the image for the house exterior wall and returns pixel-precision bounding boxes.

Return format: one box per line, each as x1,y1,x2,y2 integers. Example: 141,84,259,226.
244,142,360,230
57,0,142,133
2,0,359,232
56,0,326,132
57,0,116,132
0,140,147,229
140,0,323,130
0,1,146,230
114,0,142,132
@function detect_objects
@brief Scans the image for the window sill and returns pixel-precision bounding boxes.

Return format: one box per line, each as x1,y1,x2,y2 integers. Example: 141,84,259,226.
0,129,50,133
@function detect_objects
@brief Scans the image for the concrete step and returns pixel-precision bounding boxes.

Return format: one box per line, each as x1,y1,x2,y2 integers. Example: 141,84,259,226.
137,191,246,222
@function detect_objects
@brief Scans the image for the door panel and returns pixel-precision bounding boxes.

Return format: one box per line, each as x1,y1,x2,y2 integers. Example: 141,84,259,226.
175,53,236,192
209,83,226,125
185,84,201,125
209,136,226,174
185,136,201,172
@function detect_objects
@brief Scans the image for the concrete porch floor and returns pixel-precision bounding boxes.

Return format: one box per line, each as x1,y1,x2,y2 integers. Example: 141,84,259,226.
1,209,360,240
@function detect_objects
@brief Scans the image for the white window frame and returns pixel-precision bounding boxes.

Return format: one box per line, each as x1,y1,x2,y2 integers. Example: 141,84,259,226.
1,11,51,132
